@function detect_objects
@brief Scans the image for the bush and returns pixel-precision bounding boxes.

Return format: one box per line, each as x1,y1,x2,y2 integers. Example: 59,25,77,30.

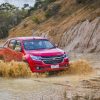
32,16,40,24
45,4,60,18
33,0,57,11
76,0,85,4
45,9,52,18
76,0,94,4
44,0,56,4
0,26,8,39
0,3,29,39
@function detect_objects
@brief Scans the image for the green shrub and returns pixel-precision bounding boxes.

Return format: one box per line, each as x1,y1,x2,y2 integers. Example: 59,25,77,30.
76,0,85,4
0,26,8,39
45,9,52,18
76,0,94,4
0,3,29,39
32,16,40,24
34,0,56,10
44,0,56,4
45,4,60,18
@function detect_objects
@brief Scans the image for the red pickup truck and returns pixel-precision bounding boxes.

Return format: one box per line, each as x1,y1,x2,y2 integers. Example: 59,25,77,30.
0,37,69,72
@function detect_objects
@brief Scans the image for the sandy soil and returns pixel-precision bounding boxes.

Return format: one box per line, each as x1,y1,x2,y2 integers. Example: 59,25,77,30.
0,53,100,100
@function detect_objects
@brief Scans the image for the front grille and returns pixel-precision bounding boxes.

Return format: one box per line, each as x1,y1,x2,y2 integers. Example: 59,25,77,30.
41,55,64,64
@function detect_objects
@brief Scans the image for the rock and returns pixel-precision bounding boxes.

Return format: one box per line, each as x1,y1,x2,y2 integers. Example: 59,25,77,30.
60,17,100,53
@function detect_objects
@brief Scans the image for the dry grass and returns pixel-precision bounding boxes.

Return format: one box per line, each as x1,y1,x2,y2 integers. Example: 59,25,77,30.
0,60,31,78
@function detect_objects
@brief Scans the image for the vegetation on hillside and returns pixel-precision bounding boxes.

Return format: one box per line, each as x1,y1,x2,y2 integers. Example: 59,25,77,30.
8,0,99,48
28,0,98,25
0,3,29,39
76,0,94,4
0,0,55,39
0,0,61,39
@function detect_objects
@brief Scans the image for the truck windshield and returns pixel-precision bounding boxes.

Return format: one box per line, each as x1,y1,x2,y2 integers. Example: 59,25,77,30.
23,39,56,50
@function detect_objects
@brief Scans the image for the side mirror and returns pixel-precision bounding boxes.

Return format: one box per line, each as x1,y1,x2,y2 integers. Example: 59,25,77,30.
15,47,22,52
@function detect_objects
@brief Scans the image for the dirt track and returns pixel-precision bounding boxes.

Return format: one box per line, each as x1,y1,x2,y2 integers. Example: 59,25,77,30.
0,53,100,100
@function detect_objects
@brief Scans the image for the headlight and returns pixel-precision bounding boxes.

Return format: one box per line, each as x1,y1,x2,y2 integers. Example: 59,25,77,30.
63,54,69,58
30,55,42,61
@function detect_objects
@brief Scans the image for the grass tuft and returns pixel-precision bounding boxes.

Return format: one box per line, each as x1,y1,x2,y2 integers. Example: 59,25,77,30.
0,60,31,78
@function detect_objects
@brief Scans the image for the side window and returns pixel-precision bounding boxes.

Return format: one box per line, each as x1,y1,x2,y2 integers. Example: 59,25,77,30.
14,40,22,52
8,40,16,50
15,40,21,48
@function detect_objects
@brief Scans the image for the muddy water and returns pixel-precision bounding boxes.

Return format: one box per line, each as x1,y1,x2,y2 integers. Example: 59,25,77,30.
0,53,100,100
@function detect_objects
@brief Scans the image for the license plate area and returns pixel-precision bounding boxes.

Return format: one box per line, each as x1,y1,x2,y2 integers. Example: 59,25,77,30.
51,65,59,69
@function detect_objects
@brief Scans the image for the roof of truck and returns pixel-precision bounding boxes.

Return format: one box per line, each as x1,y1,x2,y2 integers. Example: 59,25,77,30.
11,37,47,40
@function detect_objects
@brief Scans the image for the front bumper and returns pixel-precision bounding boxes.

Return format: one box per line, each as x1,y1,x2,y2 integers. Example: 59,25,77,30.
27,58,69,73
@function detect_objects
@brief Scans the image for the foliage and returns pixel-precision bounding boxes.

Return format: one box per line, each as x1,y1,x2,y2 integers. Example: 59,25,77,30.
0,3,16,11
76,0,94,4
45,4,60,18
76,0,86,4
43,0,56,5
0,3,28,39
32,16,40,24
34,0,42,9
34,0,56,9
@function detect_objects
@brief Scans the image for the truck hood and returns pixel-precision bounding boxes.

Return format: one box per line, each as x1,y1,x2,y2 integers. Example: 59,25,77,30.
25,48,64,57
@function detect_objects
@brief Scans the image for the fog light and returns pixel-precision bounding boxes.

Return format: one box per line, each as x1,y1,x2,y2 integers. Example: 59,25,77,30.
36,67,44,70
36,67,40,70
